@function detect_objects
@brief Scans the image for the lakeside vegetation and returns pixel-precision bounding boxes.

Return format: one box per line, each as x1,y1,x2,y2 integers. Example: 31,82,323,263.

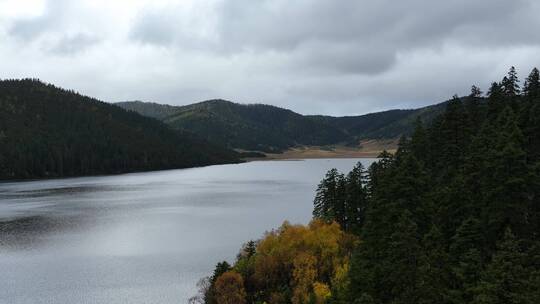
0,79,240,180
195,67,540,303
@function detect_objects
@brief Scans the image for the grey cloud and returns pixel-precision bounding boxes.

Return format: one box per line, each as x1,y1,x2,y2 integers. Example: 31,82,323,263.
48,33,100,55
127,0,538,76
2,0,540,116
289,41,396,75
129,11,176,46
128,3,218,50
8,0,70,41
216,0,533,50
7,0,102,54
9,13,51,40
214,0,540,76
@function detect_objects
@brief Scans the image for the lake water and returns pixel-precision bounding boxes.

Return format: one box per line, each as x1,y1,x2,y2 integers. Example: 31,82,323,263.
0,158,374,304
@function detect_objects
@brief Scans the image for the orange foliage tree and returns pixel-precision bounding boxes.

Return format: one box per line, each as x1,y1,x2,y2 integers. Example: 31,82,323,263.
213,271,247,304
224,220,357,303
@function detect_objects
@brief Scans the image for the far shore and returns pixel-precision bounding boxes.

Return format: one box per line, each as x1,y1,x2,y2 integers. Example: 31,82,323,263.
264,149,382,159
245,139,399,161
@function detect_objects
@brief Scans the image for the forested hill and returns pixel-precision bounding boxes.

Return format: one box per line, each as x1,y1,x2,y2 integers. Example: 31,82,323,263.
0,79,240,180
121,99,351,152
198,67,540,304
117,97,450,152
308,99,450,139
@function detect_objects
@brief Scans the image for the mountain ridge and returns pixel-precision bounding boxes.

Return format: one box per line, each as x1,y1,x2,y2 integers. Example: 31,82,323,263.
117,97,452,152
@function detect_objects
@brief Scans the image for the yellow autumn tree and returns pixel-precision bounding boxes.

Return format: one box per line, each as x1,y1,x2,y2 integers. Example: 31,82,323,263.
214,271,246,304
249,220,357,303
292,252,317,304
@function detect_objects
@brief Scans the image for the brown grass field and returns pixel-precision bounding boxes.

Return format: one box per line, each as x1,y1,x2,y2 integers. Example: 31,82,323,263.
261,139,399,160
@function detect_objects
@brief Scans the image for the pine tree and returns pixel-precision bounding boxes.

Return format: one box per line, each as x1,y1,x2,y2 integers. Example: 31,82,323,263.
436,174,474,241
483,107,530,243
344,162,368,232
367,150,394,197
466,85,486,131
525,102,540,162
437,96,472,178
410,118,428,164
462,121,498,210
487,82,505,120
313,168,346,225
470,85,483,98
501,66,521,97
212,261,232,283
472,228,534,304
385,211,423,304
394,135,411,164
450,217,486,303
523,68,540,99
417,225,452,304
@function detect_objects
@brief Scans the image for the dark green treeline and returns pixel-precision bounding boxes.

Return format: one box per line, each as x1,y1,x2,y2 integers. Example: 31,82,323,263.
0,79,239,180
313,66,540,303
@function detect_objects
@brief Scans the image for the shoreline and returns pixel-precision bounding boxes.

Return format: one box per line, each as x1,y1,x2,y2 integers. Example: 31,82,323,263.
262,151,382,160
244,142,398,161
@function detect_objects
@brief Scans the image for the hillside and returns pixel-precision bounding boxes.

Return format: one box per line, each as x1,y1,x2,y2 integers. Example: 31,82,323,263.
0,79,240,180
121,99,349,152
118,98,452,152
309,100,452,139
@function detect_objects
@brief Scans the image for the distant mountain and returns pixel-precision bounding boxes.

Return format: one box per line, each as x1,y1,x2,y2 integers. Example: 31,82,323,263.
309,101,450,139
0,79,240,180
118,98,453,152
121,99,350,152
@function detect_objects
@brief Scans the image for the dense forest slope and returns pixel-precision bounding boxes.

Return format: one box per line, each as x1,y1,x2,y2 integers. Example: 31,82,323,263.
195,67,540,304
309,99,451,139
0,79,239,180
118,97,450,152
120,99,350,152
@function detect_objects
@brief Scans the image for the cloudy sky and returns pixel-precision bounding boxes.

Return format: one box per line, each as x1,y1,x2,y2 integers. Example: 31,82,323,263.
1,0,540,115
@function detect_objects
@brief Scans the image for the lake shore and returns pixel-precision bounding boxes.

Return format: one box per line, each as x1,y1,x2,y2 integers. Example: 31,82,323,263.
264,148,381,159
249,139,398,160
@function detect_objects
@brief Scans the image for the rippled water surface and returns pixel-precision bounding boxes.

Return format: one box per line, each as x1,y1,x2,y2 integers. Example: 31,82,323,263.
0,159,374,304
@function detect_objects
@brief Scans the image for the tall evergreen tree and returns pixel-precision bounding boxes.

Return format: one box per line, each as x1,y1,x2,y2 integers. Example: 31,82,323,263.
483,107,530,243
501,66,521,97
472,228,534,304
466,85,486,131
385,211,423,304
450,217,486,303
410,118,428,164
523,68,540,99
344,162,368,232
313,168,346,224
437,96,472,178
417,225,452,304
487,82,505,120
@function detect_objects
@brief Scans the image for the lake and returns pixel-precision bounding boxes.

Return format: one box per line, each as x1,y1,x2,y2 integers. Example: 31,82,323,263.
0,158,374,304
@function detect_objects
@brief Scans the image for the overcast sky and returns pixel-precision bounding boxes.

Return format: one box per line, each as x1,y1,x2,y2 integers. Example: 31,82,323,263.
1,0,540,115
